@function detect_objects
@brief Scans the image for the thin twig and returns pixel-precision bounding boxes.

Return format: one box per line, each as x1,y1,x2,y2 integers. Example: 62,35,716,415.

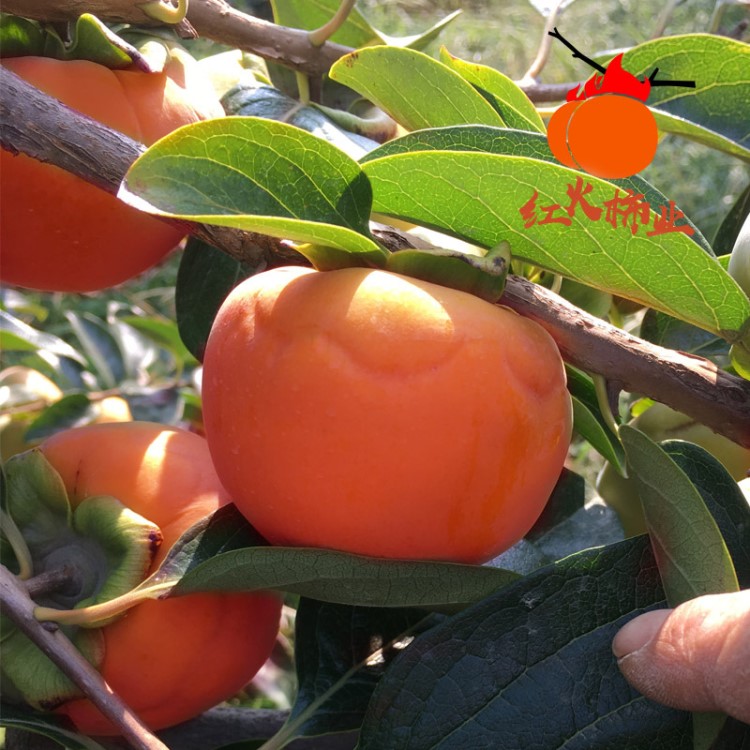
0,565,170,750
522,1,569,83
24,564,76,598
308,0,357,47
1,67,749,448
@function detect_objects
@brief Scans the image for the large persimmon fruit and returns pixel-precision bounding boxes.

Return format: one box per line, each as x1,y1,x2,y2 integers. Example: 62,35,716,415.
202,267,572,564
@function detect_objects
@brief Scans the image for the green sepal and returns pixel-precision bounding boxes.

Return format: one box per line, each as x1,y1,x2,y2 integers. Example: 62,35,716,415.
72,495,162,625
1,627,104,712
0,13,134,69
385,241,510,303
1,449,162,708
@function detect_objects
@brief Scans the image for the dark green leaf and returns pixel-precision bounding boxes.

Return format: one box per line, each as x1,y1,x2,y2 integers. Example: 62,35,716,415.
640,309,730,368
620,426,739,607
526,468,586,542
121,386,183,424
0,702,107,750
172,541,519,612
65,312,125,390
24,394,94,442
358,537,691,750
175,238,260,362
278,600,439,743
713,182,750,256
119,314,197,369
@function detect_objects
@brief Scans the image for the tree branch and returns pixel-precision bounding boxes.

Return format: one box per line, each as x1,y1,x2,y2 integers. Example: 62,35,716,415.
0,565,169,750
2,66,749,448
1,0,575,102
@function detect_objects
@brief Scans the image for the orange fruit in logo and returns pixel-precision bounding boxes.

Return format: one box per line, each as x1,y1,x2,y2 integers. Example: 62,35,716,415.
202,266,572,565
547,94,658,179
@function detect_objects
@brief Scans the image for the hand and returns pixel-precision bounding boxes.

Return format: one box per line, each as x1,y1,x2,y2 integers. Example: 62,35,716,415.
613,589,750,722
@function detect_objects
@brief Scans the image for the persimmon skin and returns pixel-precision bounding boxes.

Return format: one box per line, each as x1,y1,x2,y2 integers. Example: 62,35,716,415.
547,95,658,179
40,422,281,735
0,57,222,293
202,267,572,564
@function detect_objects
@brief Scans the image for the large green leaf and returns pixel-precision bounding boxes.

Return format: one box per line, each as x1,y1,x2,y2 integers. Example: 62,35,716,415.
149,506,519,612
329,46,505,130
275,601,438,745
621,35,750,161
358,537,691,750
620,427,739,607
438,48,546,133
362,148,750,345
360,126,712,254
120,117,386,269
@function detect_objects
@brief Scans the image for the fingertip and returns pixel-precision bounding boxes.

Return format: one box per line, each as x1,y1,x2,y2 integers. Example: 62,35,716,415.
613,608,671,660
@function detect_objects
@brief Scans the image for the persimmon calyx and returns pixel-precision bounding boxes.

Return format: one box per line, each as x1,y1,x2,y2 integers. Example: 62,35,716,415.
0,448,163,709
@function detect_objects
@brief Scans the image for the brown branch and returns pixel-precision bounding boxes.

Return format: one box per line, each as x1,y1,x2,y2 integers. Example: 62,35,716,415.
2,67,749,448
0,565,169,750
0,0,574,102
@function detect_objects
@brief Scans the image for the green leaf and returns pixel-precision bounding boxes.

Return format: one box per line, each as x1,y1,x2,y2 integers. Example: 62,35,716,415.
360,126,713,255
174,546,519,611
175,238,260,362
362,148,750,345
222,83,381,160
438,47,546,133
385,241,509,302
0,13,132,67
162,505,518,611
358,537,691,750
571,395,625,472
276,601,438,745
0,702,108,750
0,310,86,366
525,468,586,542
661,441,750,588
65,312,126,390
620,426,739,607
713,182,750,256
120,117,386,270
621,35,750,161
329,46,505,130
24,394,96,442
640,308,730,368
118,314,197,369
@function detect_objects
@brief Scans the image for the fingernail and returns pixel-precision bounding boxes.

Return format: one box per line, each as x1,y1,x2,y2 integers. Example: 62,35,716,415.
612,608,671,659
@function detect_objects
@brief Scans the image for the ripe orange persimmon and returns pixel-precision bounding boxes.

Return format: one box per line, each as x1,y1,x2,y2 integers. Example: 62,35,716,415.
202,267,572,564
547,94,658,179
37,422,280,734
0,55,223,292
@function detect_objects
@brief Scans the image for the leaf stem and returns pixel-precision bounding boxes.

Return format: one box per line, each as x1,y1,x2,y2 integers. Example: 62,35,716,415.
308,0,357,47
593,374,620,437
34,580,174,627
0,564,170,750
0,508,34,580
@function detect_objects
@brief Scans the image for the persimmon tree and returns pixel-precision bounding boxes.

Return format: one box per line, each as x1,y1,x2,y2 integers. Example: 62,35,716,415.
1,1,749,749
